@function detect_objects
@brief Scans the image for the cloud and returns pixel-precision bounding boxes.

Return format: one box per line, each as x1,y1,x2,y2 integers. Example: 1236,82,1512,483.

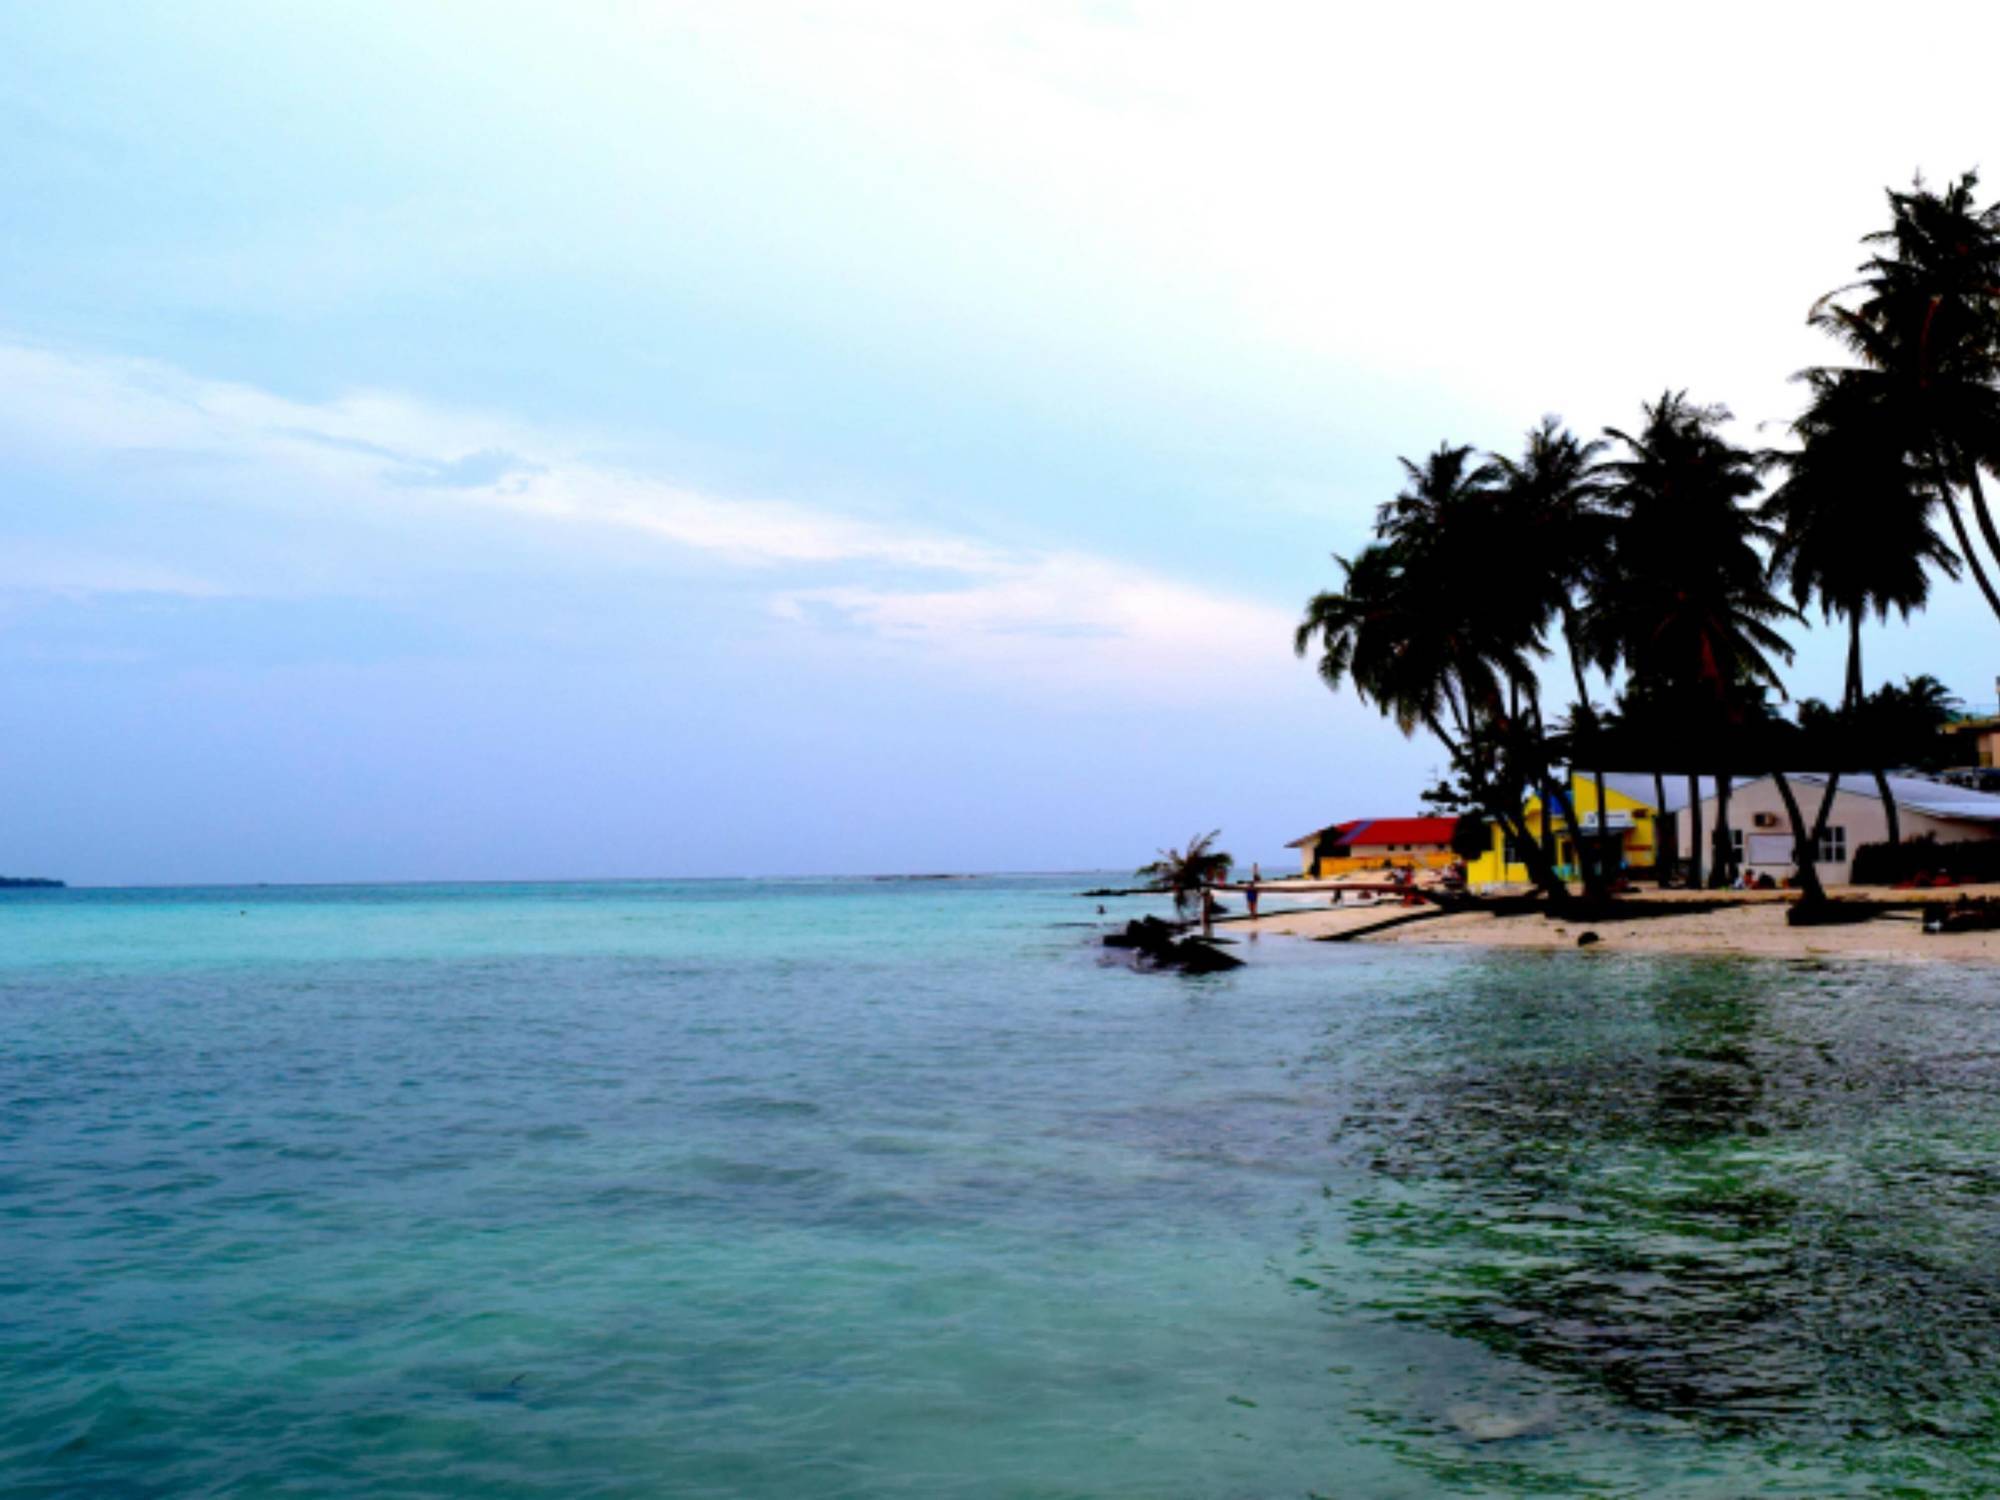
0,339,1298,690
388,448,542,489
773,551,1297,682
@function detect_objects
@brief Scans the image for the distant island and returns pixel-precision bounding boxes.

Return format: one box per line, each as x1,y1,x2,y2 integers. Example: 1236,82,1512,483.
0,877,64,889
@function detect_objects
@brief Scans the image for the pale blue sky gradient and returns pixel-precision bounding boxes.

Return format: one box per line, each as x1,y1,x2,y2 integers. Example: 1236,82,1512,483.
3,2,1996,884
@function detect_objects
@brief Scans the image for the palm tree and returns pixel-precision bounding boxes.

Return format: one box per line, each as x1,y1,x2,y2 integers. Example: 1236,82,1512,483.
1767,369,1959,849
1808,173,2000,624
1296,525,1570,904
1374,442,1503,551
1491,418,1615,894
1591,393,1796,889
1136,832,1232,921
1874,673,1962,765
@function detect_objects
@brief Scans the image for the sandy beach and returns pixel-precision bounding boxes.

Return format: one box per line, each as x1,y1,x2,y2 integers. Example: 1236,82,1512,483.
1225,882,2000,962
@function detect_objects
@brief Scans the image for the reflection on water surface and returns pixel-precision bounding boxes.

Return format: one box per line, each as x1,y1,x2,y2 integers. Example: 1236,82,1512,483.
1309,953,2000,1482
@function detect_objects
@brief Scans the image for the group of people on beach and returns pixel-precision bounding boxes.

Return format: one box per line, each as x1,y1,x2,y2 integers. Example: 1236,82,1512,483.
1210,856,1466,929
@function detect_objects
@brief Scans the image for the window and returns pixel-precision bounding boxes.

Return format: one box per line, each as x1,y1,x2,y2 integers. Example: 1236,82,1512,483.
1818,826,1847,865
1502,837,1522,864
1730,829,1745,862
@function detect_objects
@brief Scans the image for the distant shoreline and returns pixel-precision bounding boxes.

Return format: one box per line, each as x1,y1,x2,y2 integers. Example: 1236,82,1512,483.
0,877,64,890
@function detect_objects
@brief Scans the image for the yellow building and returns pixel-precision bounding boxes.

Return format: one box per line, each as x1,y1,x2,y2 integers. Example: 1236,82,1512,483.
1944,712,2000,769
1464,775,1664,889
1285,816,1463,879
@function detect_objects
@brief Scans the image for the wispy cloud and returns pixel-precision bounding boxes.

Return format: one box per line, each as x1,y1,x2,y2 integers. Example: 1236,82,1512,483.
0,340,1297,687
773,553,1294,683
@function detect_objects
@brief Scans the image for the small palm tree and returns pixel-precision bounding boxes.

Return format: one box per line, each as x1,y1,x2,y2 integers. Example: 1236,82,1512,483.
1137,832,1233,921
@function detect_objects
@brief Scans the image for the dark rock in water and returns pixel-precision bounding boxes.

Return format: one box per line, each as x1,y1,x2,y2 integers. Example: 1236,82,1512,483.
1101,917,1243,972
1104,916,1182,949
1576,930,1601,947
1168,939,1244,973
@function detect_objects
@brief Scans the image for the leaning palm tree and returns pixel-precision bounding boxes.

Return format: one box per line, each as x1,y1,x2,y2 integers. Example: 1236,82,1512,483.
1766,369,1959,847
1137,832,1232,921
1296,514,1570,903
1808,172,2000,624
1591,393,1797,889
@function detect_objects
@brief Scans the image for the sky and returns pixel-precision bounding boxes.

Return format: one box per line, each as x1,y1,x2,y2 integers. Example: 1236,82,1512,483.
3,1,1998,885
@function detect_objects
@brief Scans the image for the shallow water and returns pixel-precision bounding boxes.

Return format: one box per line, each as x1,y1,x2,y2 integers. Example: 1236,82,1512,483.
6,877,2000,1496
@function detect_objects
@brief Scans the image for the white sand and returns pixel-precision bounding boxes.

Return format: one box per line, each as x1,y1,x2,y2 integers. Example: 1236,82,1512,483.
1228,885,2000,963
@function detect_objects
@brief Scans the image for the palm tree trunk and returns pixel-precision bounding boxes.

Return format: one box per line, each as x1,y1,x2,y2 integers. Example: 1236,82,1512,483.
1772,770,1827,907
1872,767,1902,848
1842,606,1902,851
1561,618,1612,894
1944,476,2000,620
1686,774,1704,888
1966,464,2000,589
1810,773,1845,844
1545,774,1605,902
1811,611,1864,845
1712,773,1735,888
1422,709,1570,909
1592,767,1612,888
1652,771,1672,886
1491,800,1571,908
1845,610,1865,708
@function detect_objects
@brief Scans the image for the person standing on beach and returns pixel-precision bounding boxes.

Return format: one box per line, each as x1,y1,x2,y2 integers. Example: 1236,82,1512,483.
1246,863,1260,918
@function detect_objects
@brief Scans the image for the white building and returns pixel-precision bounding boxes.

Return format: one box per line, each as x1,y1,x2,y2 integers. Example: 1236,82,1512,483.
1674,773,2000,885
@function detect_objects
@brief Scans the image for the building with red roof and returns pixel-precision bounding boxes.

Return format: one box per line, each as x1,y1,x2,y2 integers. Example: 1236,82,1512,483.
1284,816,1462,879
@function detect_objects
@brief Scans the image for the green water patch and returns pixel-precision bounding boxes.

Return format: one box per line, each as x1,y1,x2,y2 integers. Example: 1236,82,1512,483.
1301,953,2000,1486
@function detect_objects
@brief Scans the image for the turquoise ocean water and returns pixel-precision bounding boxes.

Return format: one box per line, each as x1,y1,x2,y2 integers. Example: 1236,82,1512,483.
7,875,2000,1496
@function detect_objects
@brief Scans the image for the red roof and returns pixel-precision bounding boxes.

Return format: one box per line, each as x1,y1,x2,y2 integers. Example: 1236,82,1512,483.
1329,816,1459,848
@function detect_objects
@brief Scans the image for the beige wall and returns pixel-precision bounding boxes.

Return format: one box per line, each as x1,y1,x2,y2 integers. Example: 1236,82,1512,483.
1675,779,1988,885
1346,842,1451,860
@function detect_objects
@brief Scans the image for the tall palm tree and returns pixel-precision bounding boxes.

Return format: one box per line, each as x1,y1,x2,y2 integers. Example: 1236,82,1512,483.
1808,173,2000,624
1767,369,1959,849
1390,443,1581,892
1491,418,1615,894
1296,525,1569,903
1591,393,1796,889
1136,832,1232,922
